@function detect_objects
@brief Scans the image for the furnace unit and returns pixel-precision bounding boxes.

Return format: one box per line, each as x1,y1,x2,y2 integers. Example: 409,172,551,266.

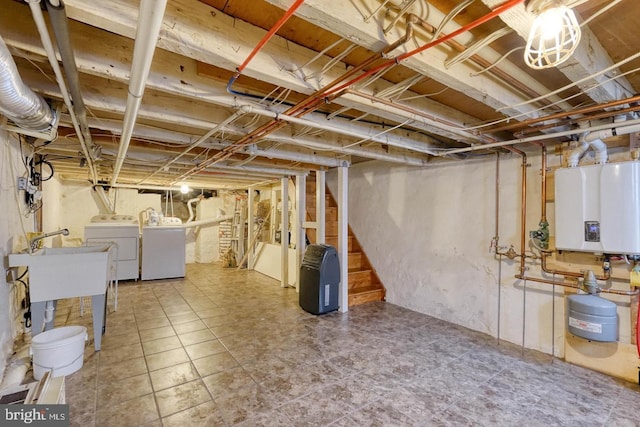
299,244,340,314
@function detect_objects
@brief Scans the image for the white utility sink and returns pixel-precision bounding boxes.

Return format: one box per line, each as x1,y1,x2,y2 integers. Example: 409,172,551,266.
9,246,111,302
8,245,113,351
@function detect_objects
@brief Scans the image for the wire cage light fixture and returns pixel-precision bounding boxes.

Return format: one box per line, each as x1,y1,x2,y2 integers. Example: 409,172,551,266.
524,0,581,69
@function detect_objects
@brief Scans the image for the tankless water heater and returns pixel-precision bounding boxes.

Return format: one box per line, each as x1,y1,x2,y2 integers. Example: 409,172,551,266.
555,161,640,254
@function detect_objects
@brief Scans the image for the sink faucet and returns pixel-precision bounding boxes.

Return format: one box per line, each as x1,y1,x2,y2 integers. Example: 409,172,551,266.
30,228,70,252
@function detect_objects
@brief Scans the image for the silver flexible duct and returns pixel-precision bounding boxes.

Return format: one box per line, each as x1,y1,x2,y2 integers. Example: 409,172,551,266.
0,35,53,131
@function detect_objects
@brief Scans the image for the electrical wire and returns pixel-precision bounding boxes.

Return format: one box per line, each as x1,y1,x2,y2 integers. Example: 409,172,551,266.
35,158,54,181
496,50,640,113
5,135,33,236
464,64,640,132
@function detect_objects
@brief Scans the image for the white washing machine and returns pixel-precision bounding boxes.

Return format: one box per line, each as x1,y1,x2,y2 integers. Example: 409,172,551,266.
141,226,186,280
84,215,140,281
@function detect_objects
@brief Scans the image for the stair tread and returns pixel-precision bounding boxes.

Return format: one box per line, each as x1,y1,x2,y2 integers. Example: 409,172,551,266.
349,285,384,294
306,183,383,306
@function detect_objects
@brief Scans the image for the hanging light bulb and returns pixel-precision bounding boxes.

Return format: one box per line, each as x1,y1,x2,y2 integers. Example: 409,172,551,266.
180,184,190,194
524,0,581,69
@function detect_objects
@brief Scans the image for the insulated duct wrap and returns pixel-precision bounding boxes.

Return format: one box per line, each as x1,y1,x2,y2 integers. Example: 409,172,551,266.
0,36,53,131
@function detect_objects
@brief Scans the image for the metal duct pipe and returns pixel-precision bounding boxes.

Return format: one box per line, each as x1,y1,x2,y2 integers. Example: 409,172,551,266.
27,0,97,182
111,0,167,186
92,186,115,215
45,0,94,151
0,35,53,131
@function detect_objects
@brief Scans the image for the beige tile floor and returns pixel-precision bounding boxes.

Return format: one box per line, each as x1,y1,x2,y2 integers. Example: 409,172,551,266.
48,263,640,426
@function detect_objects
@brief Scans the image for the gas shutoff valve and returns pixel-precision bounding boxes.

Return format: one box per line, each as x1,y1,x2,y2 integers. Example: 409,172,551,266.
529,220,550,250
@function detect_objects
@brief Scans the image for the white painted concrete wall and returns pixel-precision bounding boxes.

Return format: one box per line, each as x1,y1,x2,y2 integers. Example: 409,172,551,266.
327,154,565,355
41,180,162,241
0,131,34,382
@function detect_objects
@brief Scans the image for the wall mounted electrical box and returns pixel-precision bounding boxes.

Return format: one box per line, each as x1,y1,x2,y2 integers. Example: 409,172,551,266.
555,161,640,254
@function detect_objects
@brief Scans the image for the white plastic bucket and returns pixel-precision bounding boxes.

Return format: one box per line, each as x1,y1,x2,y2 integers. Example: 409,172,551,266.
31,326,88,380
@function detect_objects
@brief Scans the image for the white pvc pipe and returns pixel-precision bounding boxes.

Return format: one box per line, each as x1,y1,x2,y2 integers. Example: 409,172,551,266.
295,174,306,292
180,215,233,228
248,185,256,270
440,118,640,156
281,177,289,288
27,0,97,182
315,170,325,244
44,300,54,323
187,197,200,223
587,138,608,164
111,0,167,186
337,164,349,313
567,141,590,168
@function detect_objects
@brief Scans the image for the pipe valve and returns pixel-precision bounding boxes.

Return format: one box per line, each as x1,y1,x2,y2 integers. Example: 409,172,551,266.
529,220,550,250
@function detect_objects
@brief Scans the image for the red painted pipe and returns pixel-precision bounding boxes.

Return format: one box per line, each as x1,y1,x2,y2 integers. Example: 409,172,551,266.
323,0,525,98
184,0,524,179
236,0,305,74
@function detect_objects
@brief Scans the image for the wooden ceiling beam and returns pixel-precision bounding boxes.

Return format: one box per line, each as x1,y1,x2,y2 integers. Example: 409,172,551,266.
48,0,481,142
262,0,570,118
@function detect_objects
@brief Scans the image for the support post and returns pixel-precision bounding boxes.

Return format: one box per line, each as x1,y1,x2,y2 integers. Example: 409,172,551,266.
295,174,306,292
248,185,255,270
316,170,325,244
337,164,349,312
281,177,289,288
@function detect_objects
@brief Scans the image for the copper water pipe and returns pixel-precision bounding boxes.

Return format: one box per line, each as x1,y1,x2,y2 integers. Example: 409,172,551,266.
540,144,547,223
494,152,500,246
540,255,611,281
176,15,420,180
346,88,526,156
515,274,639,296
181,2,529,180
515,104,640,137
519,152,527,276
486,94,640,134
535,144,612,281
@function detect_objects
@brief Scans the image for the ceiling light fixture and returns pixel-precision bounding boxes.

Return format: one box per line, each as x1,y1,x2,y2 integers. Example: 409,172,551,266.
524,0,581,69
180,184,190,194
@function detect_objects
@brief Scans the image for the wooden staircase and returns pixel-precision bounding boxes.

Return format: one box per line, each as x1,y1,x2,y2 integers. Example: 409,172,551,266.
305,176,385,307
